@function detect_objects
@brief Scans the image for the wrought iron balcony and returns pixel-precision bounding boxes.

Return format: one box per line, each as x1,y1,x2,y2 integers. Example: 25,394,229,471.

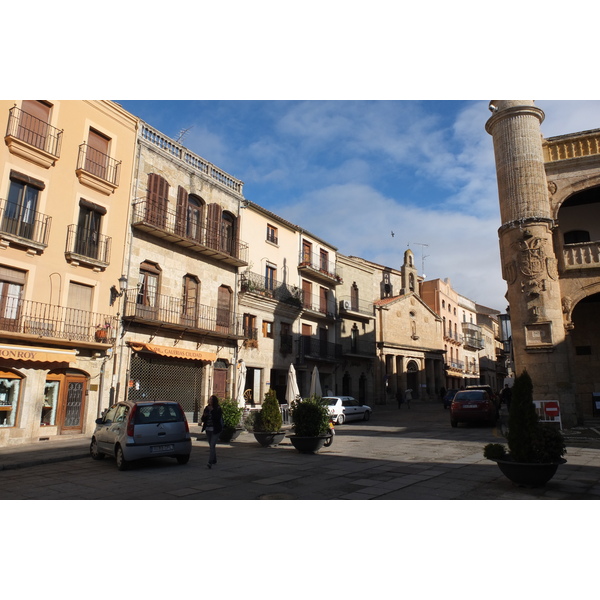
298,335,342,363
0,198,51,250
76,143,121,192
131,199,249,267
338,296,375,318
5,105,63,160
301,291,337,319
298,250,342,285
240,271,302,308
122,289,244,340
0,297,116,344
65,225,111,269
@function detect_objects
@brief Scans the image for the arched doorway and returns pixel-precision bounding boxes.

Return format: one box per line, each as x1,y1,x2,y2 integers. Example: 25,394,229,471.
46,369,88,434
569,292,600,419
407,360,419,399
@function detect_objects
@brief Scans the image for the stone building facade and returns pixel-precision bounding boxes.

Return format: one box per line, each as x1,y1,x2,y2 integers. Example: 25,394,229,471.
486,100,600,426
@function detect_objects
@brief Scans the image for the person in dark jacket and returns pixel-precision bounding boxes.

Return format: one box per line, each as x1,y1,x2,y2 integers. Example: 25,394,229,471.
201,395,223,468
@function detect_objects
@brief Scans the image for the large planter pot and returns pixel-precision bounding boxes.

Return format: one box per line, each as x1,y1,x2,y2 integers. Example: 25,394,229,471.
218,427,244,443
253,431,286,447
288,435,329,454
491,458,567,487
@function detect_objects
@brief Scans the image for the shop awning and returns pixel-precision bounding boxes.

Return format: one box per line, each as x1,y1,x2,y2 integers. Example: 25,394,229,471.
0,344,77,363
128,341,216,362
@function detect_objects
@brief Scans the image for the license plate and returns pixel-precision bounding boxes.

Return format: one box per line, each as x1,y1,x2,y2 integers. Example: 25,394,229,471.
463,404,477,409
150,444,174,453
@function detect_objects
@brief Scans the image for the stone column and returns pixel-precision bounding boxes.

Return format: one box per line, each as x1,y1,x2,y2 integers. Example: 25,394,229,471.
486,101,576,425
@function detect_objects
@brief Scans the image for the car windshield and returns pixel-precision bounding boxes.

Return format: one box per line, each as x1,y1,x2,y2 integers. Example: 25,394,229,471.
455,391,486,401
135,403,182,424
325,398,339,406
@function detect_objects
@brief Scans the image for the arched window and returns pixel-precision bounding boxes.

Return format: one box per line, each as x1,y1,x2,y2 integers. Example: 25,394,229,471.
221,212,235,255
351,283,359,311
187,194,204,242
137,261,161,314
409,273,415,291
182,275,200,322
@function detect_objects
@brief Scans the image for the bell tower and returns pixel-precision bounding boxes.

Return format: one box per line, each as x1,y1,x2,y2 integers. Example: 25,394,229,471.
486,101,575,422
400,248,418,295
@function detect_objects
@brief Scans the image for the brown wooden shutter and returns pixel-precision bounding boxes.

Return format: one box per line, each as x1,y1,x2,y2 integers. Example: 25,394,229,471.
175,186,188,237
85,129,110,179
19,101,50,149
146,173,169,228
216,285,231,333
206,203,222,250
302,280,312,309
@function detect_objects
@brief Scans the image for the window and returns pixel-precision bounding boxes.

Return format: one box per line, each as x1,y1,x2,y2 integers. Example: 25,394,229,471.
147,173,169,228
564,230,591,244
351,283,359,311
320,249,329,273
280,321,292,353
0,266,25,332
265,264,276,291
18,101,51,151
302,280,312,309
221,212,235,254
85,129,111,180
409,273,415,291
41,380,59,426
3,171,44,240
182,275,199,320
243,313,257,339
262,320,274,338
302,240,312,264
0,371,22,428
75,199,106,259
186,194,204,241
266,224,278,244
65,281,93,339
137,262,160,308
319,286,328,313
216,285,232,333
351,324,358,353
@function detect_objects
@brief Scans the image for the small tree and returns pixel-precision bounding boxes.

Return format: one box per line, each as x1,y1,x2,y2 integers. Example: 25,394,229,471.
220,398,244,435
507,370,539,462
256,388,283,432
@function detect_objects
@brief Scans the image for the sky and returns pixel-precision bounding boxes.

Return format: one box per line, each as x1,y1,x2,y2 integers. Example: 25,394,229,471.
115,99,600,311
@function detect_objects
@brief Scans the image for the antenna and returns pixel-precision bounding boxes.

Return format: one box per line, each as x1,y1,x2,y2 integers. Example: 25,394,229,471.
409,242,429,277
176,126,193,144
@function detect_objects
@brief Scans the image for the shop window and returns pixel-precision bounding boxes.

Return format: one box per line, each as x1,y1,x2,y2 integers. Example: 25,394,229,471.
41,380,59,426
0,371,21,428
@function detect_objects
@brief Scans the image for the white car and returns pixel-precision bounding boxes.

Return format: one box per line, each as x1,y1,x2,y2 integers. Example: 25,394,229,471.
324,396,372,425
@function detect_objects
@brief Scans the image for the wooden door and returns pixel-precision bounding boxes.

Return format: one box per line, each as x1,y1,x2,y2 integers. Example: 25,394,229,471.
49,371,88,435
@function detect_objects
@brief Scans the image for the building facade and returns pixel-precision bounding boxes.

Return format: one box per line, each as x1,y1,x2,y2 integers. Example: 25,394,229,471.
115,120,248,423
486,100,600,426
0,100,137,446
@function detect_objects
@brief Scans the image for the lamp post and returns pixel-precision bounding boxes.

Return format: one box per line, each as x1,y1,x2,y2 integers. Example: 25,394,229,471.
108,275,128,405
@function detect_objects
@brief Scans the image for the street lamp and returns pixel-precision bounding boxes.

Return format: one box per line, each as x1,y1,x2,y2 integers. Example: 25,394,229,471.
110,274,128,306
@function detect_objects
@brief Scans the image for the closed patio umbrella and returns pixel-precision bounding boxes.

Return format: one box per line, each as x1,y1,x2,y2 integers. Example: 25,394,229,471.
286,363,301,405
236,360,247,408
309,365,322,398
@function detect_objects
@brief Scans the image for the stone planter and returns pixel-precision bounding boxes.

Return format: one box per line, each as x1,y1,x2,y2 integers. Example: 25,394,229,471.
253,431,286,447
491,457,567,487
288,435,329,454
218,427,244,443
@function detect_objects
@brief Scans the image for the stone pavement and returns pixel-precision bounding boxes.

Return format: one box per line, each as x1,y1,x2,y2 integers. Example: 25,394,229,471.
2,401,600,499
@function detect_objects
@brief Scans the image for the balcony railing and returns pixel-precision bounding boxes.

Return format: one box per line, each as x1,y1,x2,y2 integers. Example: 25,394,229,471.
122,289,243,338
338,296,374,318
0,198,51,248
131,199,249,267
446,359,465,370
5,105,63,158
298,335,342,362
240,271,302,308
444,330,463,344
0,297,116,344
543,131,600,163
298,251,342,284
65,225,111,267
463,334,484,350
563,241,600,270
302,291,337,318
341,338,376,357
76,143,121,186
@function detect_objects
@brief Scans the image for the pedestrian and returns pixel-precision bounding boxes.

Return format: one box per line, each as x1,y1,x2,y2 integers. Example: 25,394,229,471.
201,395,223,469
396,389,404,409
405,388,412,409
500,384,512,411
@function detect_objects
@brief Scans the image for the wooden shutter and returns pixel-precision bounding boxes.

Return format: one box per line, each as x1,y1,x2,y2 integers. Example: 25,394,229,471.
302,280,312,308
85,129,110,179
175,186,188,236
206,203,222,250
19,101,50,150
146,173,169,228
216,285,231,333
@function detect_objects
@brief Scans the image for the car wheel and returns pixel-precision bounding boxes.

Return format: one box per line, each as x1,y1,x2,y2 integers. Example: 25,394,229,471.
337,414,345,425
450,419,458,428
90,437,105,460
176,454,190,465
363,410,371,421
115,445,129,471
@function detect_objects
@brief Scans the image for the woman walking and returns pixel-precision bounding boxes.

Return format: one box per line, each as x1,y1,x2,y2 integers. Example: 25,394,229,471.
201,395,223,469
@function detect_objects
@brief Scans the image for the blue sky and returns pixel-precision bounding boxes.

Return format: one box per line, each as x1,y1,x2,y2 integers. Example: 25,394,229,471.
116,99,600,311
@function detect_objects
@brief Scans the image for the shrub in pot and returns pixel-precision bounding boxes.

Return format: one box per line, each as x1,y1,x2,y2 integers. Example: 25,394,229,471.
289,395,330,453
483,370,566,486
253,388,285,447
219,397,244,443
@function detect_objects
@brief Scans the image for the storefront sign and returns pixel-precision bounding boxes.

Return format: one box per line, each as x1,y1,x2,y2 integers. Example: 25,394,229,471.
128,341,216,362
0,344,77,363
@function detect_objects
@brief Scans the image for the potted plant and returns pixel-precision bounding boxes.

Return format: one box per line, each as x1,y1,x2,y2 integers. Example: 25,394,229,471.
95,321,111,342
483,370,566,487
218,397,245,443
253,388,286,447
288,395,331,453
